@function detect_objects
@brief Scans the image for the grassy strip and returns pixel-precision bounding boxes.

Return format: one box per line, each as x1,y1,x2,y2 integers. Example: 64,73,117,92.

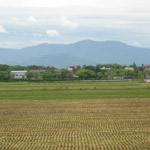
0,86,150,92
0,89,150,100
0,80,142,86
0,81,150,100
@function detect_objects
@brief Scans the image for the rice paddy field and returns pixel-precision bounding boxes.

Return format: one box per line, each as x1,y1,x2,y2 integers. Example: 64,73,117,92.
0,81,150,149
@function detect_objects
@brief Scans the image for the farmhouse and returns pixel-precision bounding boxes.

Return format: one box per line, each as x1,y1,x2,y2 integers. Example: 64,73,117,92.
143,64,150,79
144,64,150,71
125,67,134,71
100,67,112,70
67,66,81,74
10,71,27,79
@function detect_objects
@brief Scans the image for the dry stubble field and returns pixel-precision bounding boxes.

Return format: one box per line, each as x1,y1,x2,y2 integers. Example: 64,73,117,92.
0,81,150,150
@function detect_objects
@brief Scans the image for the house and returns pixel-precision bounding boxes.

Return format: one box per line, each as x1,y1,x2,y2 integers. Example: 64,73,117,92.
113,76,123,80
125,67,134,71
10,71,27,79
143,65,150,79
144,64,150,71
67,66,81,74
145,79,150,83
100,67,112,70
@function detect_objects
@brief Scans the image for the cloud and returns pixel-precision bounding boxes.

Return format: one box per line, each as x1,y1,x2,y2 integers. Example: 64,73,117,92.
10,17,38,26
0,25,7,33
46,30,60,37
0,0,149,9
33,33,42,37
0,1,150,48
26,16,38,23
60,18,79,29
10,17,25,25
0,0,110,7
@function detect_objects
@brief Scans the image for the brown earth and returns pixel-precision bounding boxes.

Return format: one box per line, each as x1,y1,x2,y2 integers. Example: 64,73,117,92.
0,99,150,150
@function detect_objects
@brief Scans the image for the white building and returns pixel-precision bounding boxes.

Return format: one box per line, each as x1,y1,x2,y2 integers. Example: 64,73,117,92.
101,67,112,70
10,71,27,79
125,67,134,71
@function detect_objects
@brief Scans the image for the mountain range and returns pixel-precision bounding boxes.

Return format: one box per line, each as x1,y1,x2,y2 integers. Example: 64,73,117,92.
0,40,150,68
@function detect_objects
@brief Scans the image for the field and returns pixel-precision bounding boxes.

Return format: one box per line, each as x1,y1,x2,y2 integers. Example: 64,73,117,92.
0,81,150,149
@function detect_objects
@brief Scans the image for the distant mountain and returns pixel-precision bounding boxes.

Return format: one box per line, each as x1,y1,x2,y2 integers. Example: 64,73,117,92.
0,40,150,67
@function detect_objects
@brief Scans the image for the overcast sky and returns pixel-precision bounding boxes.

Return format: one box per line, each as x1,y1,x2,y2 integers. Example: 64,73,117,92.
0,0,150,48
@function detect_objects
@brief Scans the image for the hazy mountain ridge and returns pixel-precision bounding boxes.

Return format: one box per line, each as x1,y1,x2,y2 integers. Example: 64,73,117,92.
0,40,150,67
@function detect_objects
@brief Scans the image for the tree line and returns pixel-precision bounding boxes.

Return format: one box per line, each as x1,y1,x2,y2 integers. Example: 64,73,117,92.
77,63,144,80
0,63,147,82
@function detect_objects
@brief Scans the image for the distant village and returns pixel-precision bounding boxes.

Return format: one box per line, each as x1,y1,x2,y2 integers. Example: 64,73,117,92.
0,63,150,82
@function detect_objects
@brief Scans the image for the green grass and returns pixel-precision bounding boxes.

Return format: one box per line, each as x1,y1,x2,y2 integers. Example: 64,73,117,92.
0,81,150,100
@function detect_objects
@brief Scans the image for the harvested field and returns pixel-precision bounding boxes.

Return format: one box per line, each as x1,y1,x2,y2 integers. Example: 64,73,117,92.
0,81,150,149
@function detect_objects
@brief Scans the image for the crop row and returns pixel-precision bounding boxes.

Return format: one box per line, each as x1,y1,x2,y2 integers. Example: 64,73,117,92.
0,99,150,149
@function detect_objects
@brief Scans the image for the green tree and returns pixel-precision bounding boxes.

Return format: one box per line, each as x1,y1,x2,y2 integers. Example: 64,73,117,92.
97,72,103,79
138,71,144,80
60,69,73,80
42,71,55,81
124,70,136,79
103,72,109,80
9,65,26,71
26,71,34,80
0,71,10,81
77,69,96,80
0,64,9,71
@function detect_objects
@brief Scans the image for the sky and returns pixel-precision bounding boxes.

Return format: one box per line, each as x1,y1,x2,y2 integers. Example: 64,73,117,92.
0,0,150,48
